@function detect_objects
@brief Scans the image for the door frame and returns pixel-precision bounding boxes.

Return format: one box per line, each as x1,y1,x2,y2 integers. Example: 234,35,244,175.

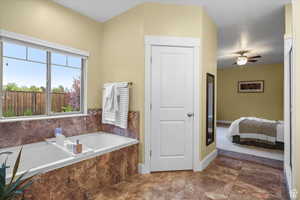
284,35,295,197
144,36,201,173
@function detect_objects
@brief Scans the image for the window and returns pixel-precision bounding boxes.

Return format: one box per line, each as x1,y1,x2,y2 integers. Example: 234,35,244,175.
51,54,82,113
0,41,86,119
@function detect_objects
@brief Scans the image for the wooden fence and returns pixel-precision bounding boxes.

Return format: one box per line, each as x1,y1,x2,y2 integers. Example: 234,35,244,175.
2,91,67,116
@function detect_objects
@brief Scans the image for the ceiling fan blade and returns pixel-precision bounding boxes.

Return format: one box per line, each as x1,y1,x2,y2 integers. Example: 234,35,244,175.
248,55,261,59
248,60,258,62
233,50,250,55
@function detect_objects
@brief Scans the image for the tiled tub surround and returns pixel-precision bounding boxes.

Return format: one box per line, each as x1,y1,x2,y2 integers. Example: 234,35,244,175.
100,111,140,140
0,133,138,181
24,144,138,200
0,109,139,148
0,109,140,199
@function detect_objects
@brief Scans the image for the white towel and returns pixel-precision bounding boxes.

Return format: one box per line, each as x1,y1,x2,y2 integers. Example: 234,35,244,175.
102,82,129,129
102,84,118,122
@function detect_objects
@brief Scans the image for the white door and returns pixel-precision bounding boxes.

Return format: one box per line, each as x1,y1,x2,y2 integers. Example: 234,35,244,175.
150,46,194,172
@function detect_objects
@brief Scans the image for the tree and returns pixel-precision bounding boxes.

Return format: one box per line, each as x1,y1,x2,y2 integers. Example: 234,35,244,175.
52,85,65,93
64,77,81,111
3,83,44,92
28,85,43,92
4,83,19,91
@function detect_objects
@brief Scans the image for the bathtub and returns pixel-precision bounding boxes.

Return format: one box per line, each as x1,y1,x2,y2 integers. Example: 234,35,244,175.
0,132,138,182
69,133,138,153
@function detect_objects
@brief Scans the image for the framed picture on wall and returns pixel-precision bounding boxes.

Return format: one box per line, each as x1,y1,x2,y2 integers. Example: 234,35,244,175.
238,80,264,93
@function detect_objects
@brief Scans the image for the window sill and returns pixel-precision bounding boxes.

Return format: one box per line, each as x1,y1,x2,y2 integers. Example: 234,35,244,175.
0,113,89,123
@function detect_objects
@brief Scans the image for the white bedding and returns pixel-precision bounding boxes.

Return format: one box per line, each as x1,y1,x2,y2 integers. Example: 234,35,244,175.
228,117,284,143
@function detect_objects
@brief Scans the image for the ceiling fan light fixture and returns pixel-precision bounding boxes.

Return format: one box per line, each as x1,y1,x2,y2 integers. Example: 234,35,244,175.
237,56,248,66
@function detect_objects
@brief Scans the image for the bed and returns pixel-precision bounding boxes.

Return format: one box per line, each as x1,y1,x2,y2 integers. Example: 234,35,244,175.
228,117,284,150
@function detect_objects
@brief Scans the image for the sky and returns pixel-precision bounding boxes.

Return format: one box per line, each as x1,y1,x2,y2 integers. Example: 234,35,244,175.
3,43,81,89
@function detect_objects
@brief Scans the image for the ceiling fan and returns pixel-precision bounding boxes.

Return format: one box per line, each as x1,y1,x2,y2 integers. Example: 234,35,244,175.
233,50,262,66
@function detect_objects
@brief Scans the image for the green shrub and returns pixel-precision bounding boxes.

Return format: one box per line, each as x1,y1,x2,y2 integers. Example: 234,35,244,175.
23,109,33,116
62,105,73,112
3,110,16,118
0,148,33,200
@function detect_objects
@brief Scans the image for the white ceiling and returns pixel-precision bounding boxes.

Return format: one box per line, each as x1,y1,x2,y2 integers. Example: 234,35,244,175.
53,0,289,68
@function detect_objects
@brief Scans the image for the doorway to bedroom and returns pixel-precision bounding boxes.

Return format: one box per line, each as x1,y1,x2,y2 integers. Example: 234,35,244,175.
216,64,284,162
214,9,289,163
215,3,290,166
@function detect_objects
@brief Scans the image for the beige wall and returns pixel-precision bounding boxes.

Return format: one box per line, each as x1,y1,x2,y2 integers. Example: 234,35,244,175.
217,64,284,121
0,0,217,164
292,0,300,197
143,3,203,37
101,2,218,162
0,0,103,109
100,5,145,162
285,4,293,37
200,11,218,158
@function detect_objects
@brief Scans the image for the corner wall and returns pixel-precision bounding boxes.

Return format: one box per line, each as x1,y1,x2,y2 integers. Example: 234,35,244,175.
100,4,145,162
217,64,284,121
100,2,218,163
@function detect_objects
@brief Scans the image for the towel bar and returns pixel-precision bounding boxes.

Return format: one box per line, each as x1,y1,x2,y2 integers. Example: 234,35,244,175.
102,82,133,89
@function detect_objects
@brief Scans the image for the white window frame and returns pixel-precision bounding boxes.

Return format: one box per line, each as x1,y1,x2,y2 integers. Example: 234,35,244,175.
0,29,88,122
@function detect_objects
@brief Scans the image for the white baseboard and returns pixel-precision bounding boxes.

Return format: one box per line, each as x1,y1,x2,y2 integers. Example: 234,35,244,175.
138,163,150,174
217,120,232,124
193,157,203,172
198,149,218,171
139,150,217,174
284,164,292,197
284,164,298,200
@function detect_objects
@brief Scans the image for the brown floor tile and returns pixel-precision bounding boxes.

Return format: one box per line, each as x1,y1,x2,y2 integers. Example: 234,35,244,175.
93,154,288,200
213,156,243,170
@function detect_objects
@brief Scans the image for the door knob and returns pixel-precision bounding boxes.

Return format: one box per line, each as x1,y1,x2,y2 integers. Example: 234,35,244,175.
187,113,194,117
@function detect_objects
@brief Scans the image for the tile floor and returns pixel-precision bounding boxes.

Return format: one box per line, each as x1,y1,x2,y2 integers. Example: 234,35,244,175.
93,154,288,200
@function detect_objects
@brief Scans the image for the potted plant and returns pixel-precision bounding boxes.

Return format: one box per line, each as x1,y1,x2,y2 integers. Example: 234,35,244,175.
0,148,33,200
